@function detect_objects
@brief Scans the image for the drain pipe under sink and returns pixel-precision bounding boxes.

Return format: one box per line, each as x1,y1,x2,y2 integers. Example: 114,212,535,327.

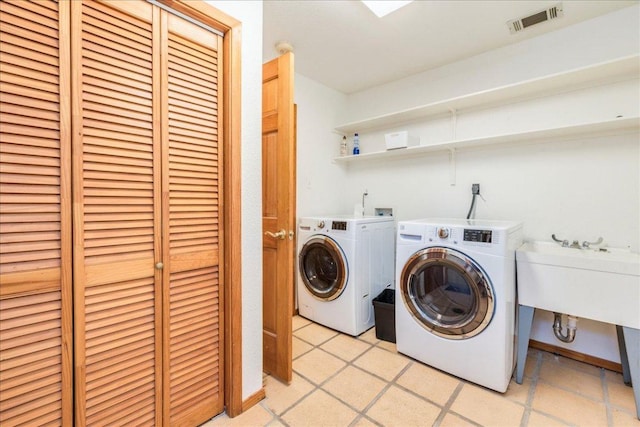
553,312,578,343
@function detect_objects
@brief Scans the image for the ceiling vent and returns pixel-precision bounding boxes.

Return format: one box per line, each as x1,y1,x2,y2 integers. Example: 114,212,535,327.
507,3,564,34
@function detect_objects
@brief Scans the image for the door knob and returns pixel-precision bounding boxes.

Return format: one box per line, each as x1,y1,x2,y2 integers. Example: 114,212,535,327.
264,229,286,240
155,262,164,270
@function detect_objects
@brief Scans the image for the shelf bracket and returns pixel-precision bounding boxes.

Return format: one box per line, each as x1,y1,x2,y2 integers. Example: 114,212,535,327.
448,148,456,186
449,108,457,141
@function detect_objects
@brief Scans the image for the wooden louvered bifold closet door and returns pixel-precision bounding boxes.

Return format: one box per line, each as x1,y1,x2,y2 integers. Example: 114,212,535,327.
72,1,224,425
72,1,161,425
162,12,224,426
0,0,73,425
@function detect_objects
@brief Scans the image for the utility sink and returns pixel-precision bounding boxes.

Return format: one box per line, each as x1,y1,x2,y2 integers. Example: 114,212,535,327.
516,241,640,328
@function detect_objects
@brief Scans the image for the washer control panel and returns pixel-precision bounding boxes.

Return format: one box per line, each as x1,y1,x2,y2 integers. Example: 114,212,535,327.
464,229,493,243
426,225,494,246
331,221,347,231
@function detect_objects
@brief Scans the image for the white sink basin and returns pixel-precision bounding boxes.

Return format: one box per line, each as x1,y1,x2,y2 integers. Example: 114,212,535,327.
516,241,640,328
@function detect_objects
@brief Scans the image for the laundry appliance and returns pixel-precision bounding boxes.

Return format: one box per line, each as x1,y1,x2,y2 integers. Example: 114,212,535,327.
297,216,395,336
395,218,523,392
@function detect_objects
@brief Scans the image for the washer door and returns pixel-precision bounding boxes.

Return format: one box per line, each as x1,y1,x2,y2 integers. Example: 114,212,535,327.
400,247,494,339
299,236,347,301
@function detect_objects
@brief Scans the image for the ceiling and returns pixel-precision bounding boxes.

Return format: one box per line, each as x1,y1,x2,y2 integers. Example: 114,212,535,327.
263,1,636,94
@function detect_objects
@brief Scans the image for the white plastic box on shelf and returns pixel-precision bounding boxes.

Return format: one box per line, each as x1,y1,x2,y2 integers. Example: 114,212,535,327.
385,131,419,150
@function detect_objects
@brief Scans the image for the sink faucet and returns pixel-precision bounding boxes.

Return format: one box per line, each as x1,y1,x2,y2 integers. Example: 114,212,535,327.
552,234,605,249
551,234,569,247
582,237,603,249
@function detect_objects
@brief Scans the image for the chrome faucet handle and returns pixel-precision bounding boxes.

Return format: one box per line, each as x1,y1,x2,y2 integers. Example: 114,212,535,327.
582,237,603,248
551,234,569,247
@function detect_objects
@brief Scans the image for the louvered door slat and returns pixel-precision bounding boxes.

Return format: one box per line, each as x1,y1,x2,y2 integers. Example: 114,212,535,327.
73,1,159,425
0,93,59,114
0,44,59,68
83,49,152,81
0,2,57,28
1,52,59,76
82,67,152,93
171,332,218,361
1,394,61,426
84,93,152,116
0,134,59,150
168,77,218,104
0,9,58,38
88,393,155,426
83,75,152,102
170,96,217,116
0,358,60,394
83,137,152,154
0,0,71,424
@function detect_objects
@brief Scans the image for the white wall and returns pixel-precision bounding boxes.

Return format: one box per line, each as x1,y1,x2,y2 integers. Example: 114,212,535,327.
206,1,263,401
296,6,640,362
294,74,349,217
346,5,640,122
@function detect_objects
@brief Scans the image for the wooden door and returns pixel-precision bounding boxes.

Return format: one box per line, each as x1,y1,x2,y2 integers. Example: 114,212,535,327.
72,1,162,424
161,10,224,426
262,53,295,383
72,1,224,425
0,0,73,425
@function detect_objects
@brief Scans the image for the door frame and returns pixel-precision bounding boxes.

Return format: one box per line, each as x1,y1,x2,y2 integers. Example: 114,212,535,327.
156,0,244,417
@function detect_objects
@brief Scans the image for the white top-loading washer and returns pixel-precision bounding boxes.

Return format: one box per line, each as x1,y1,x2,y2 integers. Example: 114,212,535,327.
297,215,395,336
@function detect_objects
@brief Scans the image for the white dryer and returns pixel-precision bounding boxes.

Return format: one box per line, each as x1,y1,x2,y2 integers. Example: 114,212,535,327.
395,218,523,392
297,216,395,336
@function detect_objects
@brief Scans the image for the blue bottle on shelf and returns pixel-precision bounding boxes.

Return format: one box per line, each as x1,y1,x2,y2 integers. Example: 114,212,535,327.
352,133,360,155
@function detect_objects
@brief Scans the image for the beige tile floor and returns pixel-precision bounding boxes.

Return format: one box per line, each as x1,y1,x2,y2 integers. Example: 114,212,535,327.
203,316,639,427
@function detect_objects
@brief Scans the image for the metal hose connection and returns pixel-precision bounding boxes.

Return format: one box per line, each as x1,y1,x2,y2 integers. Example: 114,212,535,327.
553,312,578,343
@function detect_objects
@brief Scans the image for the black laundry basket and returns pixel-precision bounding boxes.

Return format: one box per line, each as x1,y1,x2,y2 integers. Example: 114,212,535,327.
372,288,396,343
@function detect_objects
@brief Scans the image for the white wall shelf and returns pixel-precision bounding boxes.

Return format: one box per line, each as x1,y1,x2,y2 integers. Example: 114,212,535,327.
333,116,640,163
335,55,639,134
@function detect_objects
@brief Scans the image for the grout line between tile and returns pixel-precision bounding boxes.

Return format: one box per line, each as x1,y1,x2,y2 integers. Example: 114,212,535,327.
389,358,457,411
291,337,315,361
293,326,340,347
357,359,414,423
525,351,586,427
431,381,468,427
519,349,543,427
601,367,614,427
258,400,279,427
282,327,379,425
311,344,393,425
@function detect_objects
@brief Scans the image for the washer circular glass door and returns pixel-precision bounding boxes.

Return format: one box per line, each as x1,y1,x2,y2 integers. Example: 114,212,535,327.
400,247,494,339
299,236,347,301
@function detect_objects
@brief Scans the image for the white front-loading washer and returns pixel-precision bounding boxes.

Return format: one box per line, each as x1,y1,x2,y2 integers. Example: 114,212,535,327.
395,218,523,392
297,215,395,336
